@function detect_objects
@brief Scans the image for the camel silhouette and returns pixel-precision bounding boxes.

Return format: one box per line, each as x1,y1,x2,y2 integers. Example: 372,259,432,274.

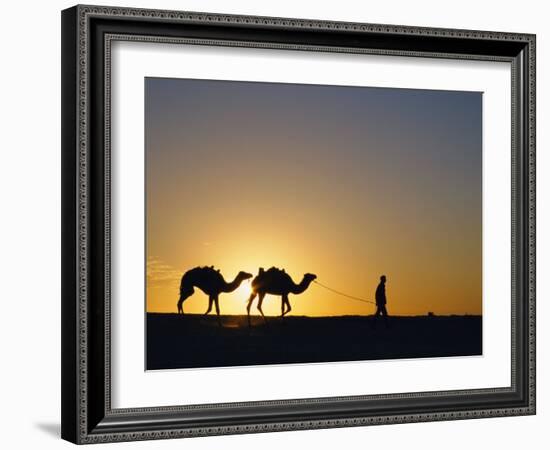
177,266,252,324
246,267,317,325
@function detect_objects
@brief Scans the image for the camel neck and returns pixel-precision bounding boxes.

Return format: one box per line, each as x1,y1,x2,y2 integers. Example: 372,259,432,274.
222,276,243,293
291,277,312,295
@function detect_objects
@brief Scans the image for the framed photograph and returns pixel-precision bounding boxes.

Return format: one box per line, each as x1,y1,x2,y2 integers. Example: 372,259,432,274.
61,4,536,444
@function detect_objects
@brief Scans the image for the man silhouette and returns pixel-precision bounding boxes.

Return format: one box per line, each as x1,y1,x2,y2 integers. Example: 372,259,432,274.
373,275,389,329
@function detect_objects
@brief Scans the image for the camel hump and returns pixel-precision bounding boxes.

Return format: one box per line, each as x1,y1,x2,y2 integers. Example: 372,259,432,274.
184,265,223,282
265,267,292,283
254,266,282,281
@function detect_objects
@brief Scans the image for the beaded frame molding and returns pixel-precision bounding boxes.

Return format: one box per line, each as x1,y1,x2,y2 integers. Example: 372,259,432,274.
61,4,536,444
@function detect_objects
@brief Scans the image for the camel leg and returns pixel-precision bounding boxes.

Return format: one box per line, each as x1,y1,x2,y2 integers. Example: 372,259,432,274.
177,287,194,314
257,293,267,323
214,297,222,327
204,297,214,316
246,292,257,326
282,294,291,317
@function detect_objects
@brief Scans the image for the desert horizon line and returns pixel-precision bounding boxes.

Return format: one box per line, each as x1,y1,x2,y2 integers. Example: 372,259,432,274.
145,311,482,318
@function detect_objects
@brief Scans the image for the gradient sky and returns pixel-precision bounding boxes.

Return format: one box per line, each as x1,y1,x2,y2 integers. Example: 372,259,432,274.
145,77,482,317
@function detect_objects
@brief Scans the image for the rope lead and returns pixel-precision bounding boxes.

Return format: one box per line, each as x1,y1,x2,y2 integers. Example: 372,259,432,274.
313,280,376,305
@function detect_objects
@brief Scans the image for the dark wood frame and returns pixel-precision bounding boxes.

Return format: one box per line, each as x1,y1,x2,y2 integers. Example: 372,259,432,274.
61,4,536,444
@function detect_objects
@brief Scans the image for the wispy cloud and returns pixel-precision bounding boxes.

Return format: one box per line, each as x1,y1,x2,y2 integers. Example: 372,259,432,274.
147,256,181,286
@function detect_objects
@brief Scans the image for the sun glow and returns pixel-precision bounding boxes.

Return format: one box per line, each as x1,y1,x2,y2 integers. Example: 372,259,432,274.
235,281,253,302
145,78,482,317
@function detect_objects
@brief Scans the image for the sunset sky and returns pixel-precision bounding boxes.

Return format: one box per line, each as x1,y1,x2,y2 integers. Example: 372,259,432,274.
145,77,482,317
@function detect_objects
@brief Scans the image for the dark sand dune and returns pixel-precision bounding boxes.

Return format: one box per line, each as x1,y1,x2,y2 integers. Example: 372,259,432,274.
146,313,482,370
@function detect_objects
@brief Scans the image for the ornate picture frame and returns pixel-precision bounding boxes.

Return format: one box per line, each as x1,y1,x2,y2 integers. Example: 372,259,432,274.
61,4,536,444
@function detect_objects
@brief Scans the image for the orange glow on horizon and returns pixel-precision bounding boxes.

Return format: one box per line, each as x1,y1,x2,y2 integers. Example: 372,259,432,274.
145,78,482,318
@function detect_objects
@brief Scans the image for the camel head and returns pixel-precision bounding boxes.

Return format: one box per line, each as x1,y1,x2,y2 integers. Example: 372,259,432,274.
304,273,317,283
237,271,253,282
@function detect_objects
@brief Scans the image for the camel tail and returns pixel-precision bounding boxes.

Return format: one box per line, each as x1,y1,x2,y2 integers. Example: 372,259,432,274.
179,279,185,294
179,271,191,293
179,273,196,299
